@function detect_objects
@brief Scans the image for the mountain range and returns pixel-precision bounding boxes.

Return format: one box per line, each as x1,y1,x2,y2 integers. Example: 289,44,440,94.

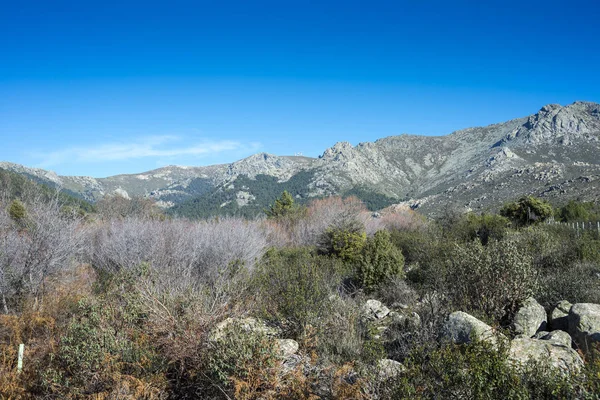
2,101,599,218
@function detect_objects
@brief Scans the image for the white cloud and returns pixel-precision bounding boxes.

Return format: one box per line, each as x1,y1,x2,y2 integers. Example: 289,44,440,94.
30,135,259,167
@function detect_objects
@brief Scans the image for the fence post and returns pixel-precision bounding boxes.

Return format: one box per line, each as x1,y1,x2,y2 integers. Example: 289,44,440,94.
17,343,24,373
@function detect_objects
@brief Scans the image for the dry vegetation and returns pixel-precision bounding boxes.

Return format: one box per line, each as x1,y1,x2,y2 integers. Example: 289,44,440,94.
1,190,600,399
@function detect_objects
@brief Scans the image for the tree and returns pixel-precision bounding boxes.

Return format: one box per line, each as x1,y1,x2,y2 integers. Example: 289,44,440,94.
264,191,296,219
500,196,553,226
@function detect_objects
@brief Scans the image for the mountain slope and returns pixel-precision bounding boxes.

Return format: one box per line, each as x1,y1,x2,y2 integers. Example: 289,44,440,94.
2,101,599,217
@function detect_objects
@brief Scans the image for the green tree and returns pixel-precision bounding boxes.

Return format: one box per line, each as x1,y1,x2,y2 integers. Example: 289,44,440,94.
500,196,553,226
264,190,296,218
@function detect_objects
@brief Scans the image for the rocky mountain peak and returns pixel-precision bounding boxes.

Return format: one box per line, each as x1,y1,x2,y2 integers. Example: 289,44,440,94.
320,141,355,161
515,101,600,144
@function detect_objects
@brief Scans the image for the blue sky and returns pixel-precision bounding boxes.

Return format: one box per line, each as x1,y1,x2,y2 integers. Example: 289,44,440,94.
1,0,599,177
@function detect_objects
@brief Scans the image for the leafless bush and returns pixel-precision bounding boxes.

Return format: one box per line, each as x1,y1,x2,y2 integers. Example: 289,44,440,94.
87,217,268,293
286,196,368,247
0,198,85,313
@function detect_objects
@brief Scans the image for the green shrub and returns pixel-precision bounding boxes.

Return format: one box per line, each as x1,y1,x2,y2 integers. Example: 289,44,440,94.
500,196,554,226
252,247,348,337
356,230,405,291
8,199,26,224
537,261,600,307
37,295,165,397
319,223,367,263
380,341,585,399
444,237,537,321
557,200,600,223
454,212,511,245
207,320,281,392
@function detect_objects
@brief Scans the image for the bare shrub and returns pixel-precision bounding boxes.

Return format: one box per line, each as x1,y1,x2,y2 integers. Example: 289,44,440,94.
0,198,85,313
87,217,268,293
288,196,368,247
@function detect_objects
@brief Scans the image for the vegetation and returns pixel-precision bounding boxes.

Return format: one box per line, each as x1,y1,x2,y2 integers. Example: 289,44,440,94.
1,189,600,398
500,195,554,226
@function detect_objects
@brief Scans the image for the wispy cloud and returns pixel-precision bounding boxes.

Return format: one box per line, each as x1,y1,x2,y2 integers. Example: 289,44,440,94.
30,135,259,167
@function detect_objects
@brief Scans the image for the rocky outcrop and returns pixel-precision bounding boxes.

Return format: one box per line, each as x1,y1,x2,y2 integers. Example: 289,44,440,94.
508,338,583,374
442,311,502,346
568,303,600,353
513,297,547,337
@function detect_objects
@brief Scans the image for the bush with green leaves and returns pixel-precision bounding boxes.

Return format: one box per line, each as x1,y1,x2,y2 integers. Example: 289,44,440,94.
380,340,588,399
318,220,367,263
252,247,348,337
444,237,537,321
36,289,166,397
356,230,404,291
8,199,27,224
207,319,281,393
500,195,554,226
557,199,600,223
453,212,511,245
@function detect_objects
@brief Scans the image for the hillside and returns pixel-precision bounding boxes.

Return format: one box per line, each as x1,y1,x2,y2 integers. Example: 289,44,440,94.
2,101,599,217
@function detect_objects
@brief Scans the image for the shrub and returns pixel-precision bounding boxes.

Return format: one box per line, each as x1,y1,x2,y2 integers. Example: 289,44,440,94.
0,199,84,313
289,196,367,247
537,261,600,307
380,341,585,399
319,225,367,263
252,248,347,337
500,196,554,226
444,237,537,321
8,199,27,224
356,230,404,291
453,212,511,245
207,319,281,396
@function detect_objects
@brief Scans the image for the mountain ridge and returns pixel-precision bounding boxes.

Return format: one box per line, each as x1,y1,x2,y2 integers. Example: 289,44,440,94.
2,101,599,217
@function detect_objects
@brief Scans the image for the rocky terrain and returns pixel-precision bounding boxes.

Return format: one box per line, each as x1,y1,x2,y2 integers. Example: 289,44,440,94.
2,101,599,216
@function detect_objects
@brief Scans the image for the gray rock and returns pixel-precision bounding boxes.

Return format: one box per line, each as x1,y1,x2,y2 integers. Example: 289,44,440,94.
442,311,503,346
209,317,281,341
277,339,299,358
363,299,390,320
377,359,405,380
568,303,600,353
513,297,547,337
538,330,572,347
550,300,572,331
532,331,550,340
508,338,583,374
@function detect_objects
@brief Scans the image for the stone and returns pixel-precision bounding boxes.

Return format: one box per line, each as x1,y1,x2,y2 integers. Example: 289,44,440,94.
550,300,572,331
442,311,502,346
532,331,550,340
508,338,583,374
513,297,547,337
568,303,600,353
377,359,405,380
277,339,299,358
209,317,281,342
363,299,390,320
538,330,572,348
